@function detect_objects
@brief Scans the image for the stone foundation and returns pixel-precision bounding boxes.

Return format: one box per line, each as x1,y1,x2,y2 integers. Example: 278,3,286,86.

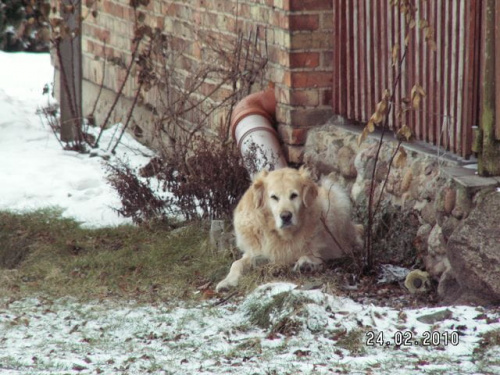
304,120,500,305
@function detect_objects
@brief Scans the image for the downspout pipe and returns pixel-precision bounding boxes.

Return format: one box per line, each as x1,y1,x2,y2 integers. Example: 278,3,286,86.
230,87,288,176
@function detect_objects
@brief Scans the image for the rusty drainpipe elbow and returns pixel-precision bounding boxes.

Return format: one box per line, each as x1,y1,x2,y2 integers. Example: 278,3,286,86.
230,86,288,175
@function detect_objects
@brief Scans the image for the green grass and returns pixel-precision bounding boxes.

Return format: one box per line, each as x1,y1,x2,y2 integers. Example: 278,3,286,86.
0,209,344,302
0,209,232,302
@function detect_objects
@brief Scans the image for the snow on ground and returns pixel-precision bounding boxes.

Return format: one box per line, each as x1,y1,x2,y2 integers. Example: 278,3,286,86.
1,284,500,374
0,51,153,228
1,52,500,374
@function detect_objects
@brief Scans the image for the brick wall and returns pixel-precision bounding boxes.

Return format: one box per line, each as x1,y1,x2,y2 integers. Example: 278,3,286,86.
78,0,333,162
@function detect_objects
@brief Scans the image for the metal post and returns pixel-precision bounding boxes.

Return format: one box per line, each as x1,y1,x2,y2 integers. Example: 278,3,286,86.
59,0,82,145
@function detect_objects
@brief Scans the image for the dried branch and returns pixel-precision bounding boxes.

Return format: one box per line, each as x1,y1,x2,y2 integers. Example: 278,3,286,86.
93,38,143,148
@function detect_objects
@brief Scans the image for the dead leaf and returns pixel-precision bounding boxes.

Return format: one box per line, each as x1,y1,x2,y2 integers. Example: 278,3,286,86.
357,128,369,146
366,121,375,133
394,146,408,168
427,39,437,51
375,100,388,118
411,84,426,109
72,364,87,372
417,84,426,97
418,19,428,29
197,281,212,291
202,289,216,299
294,349,311,357
397,125,413,141
424,26,434,39
369,111,383,124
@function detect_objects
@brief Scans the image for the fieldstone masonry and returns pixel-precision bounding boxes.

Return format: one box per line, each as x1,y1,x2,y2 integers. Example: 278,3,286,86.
304,121,500,305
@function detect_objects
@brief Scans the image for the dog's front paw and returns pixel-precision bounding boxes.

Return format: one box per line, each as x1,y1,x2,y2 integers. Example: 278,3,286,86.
215,278,238,293
293,255,324,273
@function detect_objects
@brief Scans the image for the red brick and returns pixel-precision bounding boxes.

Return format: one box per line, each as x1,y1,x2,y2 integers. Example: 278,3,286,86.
103,1,125,18
278,124,311,145
192,40,202,59
93,27,110,42
276,103,292,124
272,11,289,29
321,51,333,68
321,12,334,30
238,3,251,17
268,46,289,67
289,107,333,126
282,71,292,87
290,31,332,50
290,52,320,68
290,0,332,11
289,89,320,106
290,71,333,88
276,85,290,104
289,14,319,31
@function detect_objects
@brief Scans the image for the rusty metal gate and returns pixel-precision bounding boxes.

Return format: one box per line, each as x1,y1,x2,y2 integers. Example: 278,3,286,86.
332,0,482,159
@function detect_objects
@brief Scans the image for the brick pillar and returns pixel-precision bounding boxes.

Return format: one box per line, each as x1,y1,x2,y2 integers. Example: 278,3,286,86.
273,0,334,164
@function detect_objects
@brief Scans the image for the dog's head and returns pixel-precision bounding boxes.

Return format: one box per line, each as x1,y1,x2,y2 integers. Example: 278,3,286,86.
251,167,318,233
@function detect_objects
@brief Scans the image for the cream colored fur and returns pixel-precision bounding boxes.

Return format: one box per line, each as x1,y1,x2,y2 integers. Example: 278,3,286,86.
216,167,363,292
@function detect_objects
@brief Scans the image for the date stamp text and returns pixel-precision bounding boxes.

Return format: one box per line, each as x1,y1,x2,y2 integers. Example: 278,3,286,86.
366,330,460,347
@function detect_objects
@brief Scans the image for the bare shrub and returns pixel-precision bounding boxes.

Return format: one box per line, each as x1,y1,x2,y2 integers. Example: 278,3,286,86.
361,203,419,267
161,136,250,220
357,3,436,273
106,161,169,225
107,135,253,223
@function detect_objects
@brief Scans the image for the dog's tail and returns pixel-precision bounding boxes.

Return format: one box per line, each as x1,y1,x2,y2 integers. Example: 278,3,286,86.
320,176,364,251
319,176,351,214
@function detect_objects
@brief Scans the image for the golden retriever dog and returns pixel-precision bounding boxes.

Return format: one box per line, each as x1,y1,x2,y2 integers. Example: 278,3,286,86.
216,167,363,292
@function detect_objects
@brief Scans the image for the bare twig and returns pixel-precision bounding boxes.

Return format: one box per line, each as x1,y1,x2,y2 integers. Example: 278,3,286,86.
373,140,403,218
213,291,238,306
89,41,107,120
93,38,143,148
365,47,408,272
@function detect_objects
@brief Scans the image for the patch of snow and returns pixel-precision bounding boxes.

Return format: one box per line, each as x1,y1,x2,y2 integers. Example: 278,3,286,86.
463,163,478,170
0,51,154,227
377,264,410,284
1,284,499,374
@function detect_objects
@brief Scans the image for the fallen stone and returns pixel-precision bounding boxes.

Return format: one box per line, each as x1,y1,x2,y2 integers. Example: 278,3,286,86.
416,309,453,324
444,191,500,305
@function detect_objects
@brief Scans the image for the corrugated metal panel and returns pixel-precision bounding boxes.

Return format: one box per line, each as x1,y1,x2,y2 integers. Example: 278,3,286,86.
332,0,481,159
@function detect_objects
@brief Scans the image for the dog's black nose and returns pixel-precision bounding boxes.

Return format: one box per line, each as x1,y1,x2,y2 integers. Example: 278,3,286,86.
280,211,293,224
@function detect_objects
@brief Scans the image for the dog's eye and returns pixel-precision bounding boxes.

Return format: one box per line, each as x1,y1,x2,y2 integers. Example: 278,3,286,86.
290,193,298,200
270,194,279,201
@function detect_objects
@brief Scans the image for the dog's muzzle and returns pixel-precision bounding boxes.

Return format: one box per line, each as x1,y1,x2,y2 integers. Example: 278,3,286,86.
280,211,293,228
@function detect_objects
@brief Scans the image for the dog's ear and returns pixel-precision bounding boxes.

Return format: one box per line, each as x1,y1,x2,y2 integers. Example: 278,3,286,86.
298,166,317,206
252,170,268,208
302,180,318,207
